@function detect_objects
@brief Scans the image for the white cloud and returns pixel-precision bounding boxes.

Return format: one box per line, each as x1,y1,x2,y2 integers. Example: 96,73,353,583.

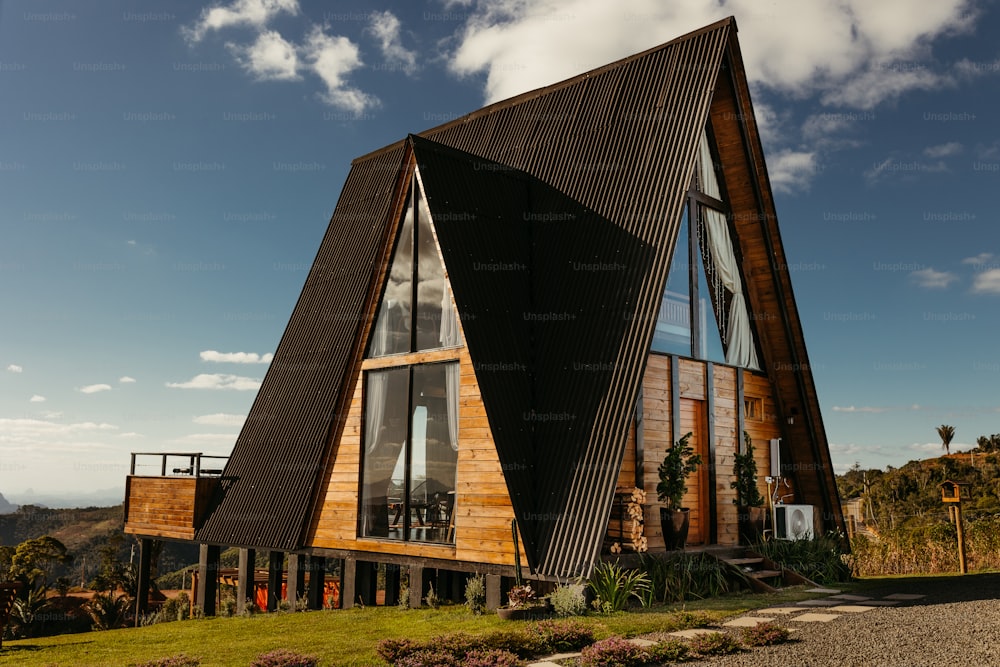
972,268,1000,294
367,10,418,75
766,150,818,194
194,413,247,426
7,364,23,373
119,376,137,384
0,418,118,440
910,440,972,455
119,432,143,438
78,383,113,394
911,268,957,288
166,374,262,391
831,405,890,413
924,142,963,158
200,350,274,364
228,29,300,80
184,0,299,43
302,26,378,114
29,395,46,403
962,252,994,265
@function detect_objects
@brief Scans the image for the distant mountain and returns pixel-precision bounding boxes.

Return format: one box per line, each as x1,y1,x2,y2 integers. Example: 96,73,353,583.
3,487,125,509
0,492,17,514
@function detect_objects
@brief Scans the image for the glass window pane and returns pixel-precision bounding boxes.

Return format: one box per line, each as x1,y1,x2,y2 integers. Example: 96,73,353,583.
696,217,727,364
651,211,692,355
360,367,410,539
410,362,458,544
370,191,414,357
415,183,458,351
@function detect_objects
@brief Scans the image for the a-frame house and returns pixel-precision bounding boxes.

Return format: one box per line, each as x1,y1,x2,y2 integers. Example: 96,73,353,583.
124,17,844,614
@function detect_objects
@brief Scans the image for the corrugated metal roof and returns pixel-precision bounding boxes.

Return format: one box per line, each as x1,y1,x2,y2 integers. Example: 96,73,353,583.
194,16,842,573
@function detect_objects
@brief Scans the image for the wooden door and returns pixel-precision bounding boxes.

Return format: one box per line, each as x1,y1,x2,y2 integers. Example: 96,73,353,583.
679,398,709,545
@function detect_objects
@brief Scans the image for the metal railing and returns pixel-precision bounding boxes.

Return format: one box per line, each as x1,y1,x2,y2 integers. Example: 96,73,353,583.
129,452,229,477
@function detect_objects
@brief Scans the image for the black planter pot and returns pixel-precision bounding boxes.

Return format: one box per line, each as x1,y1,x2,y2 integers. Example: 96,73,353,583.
659,507,690,550
737,506,766,545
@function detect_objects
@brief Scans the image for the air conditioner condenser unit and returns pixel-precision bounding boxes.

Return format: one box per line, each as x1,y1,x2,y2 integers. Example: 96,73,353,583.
773,504,814,540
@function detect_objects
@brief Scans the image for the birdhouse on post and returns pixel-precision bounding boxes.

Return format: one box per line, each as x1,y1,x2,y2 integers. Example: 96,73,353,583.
939,480,968,504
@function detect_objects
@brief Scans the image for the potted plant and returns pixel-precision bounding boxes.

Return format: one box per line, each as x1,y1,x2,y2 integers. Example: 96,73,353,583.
656,432,701,550
496,583,540,620
731,432,766,545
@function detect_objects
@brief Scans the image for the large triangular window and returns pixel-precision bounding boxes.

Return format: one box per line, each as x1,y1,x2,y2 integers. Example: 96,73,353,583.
651,130,760,370
360,168,461,545
369,169,460,357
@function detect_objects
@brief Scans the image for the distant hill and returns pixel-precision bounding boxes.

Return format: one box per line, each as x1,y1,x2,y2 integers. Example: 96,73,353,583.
0,503,198,586
0,492,16,514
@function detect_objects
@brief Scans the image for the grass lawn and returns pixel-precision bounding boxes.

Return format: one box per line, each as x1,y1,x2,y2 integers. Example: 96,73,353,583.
0,587,828,667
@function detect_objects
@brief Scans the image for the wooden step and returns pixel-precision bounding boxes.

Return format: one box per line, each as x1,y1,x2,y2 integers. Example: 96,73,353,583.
749,570,783,579
724,557,764,566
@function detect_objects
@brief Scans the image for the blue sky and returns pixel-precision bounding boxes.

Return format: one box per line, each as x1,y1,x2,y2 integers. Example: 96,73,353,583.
2,0,999,505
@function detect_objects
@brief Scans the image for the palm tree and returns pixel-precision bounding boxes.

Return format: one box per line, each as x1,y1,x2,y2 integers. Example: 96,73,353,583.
937,424,955,456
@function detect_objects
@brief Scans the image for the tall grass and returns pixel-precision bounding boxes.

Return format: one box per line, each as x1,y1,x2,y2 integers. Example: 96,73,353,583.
848,515,1000,576
751,532,851,584
638,552,748,604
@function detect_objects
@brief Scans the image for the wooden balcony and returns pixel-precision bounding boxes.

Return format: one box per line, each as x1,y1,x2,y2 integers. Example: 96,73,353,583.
124,452,227,541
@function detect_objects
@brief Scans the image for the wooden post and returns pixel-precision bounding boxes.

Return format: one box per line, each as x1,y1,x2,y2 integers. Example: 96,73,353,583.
956,503,968,574
408,565,423,609
485,574,501,610
196,544,220,616
267,552,283,612
384,564,400,607
287,554,305,610
306,556,325,610
237,548,255,615
340,558,356,609
134,538,152,626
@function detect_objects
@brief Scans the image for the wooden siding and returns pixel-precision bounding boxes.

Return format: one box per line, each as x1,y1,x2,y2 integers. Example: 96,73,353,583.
624,357,780,550
124,476,218,541
306,342,529,569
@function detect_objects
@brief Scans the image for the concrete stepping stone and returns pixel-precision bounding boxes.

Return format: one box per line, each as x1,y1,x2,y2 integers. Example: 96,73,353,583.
669,628,719,639
527,662,564,667
628,638,657,647
805,587,841,594
829,594,871,601
829,605,877,613
884,593,926,600
790,612,840,622
759,606,805,614
724,616,775,627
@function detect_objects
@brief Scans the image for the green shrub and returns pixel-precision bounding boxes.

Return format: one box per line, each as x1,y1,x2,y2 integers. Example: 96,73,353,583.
647,638,690,663
549,582,588,616
739,621,791,647
464,648,521,667
578,637,650,667
587,560,650,613
526,619,595,652
687,631,741,657
464,573,486,615
751,532,850,584
479,628,545,658
638,552,747,604
376,638,417,664
248,649,319,667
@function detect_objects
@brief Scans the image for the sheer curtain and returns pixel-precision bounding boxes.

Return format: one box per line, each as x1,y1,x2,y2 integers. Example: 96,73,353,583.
698,131,760,370
445,362,459,451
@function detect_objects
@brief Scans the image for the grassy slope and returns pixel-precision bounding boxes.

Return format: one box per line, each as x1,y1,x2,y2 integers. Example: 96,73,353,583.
0,596,798,667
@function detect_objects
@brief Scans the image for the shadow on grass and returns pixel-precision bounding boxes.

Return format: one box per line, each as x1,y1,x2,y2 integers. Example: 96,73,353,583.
1,640,94,654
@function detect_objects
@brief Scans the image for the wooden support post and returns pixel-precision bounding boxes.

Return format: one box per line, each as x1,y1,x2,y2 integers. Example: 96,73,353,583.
408,565,423,609
196,544,220,617
267,551,284,612
134,537,152,626
384,564,400,607
485,574,501,611
356,561,377,606
306,556,325,610
236,548,255,615
286,554,305,610
956,503,968,574
340,558,356,609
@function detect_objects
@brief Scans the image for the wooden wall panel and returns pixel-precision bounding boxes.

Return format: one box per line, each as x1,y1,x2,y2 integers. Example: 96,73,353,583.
124,476,218,541
306,340,529,569
712,366,739,545
743,371,783,505
640,355,672,551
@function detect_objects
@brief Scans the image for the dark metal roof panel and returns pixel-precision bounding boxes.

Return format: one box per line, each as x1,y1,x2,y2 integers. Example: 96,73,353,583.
195,147,407,549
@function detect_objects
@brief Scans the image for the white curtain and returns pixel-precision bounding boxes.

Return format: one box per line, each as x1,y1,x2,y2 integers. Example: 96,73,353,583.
698,132,760,370
439,280,460,347
445,362,459,451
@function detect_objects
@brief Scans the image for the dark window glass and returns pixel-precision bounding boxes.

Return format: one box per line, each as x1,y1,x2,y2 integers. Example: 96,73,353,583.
651,212,691,355
360,367,410,538
370,192,414,357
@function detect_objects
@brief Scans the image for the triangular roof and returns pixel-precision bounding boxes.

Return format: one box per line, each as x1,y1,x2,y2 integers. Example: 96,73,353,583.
196,17,843,577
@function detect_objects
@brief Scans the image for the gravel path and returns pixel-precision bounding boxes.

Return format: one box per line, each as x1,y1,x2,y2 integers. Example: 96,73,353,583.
699,573,1000,667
